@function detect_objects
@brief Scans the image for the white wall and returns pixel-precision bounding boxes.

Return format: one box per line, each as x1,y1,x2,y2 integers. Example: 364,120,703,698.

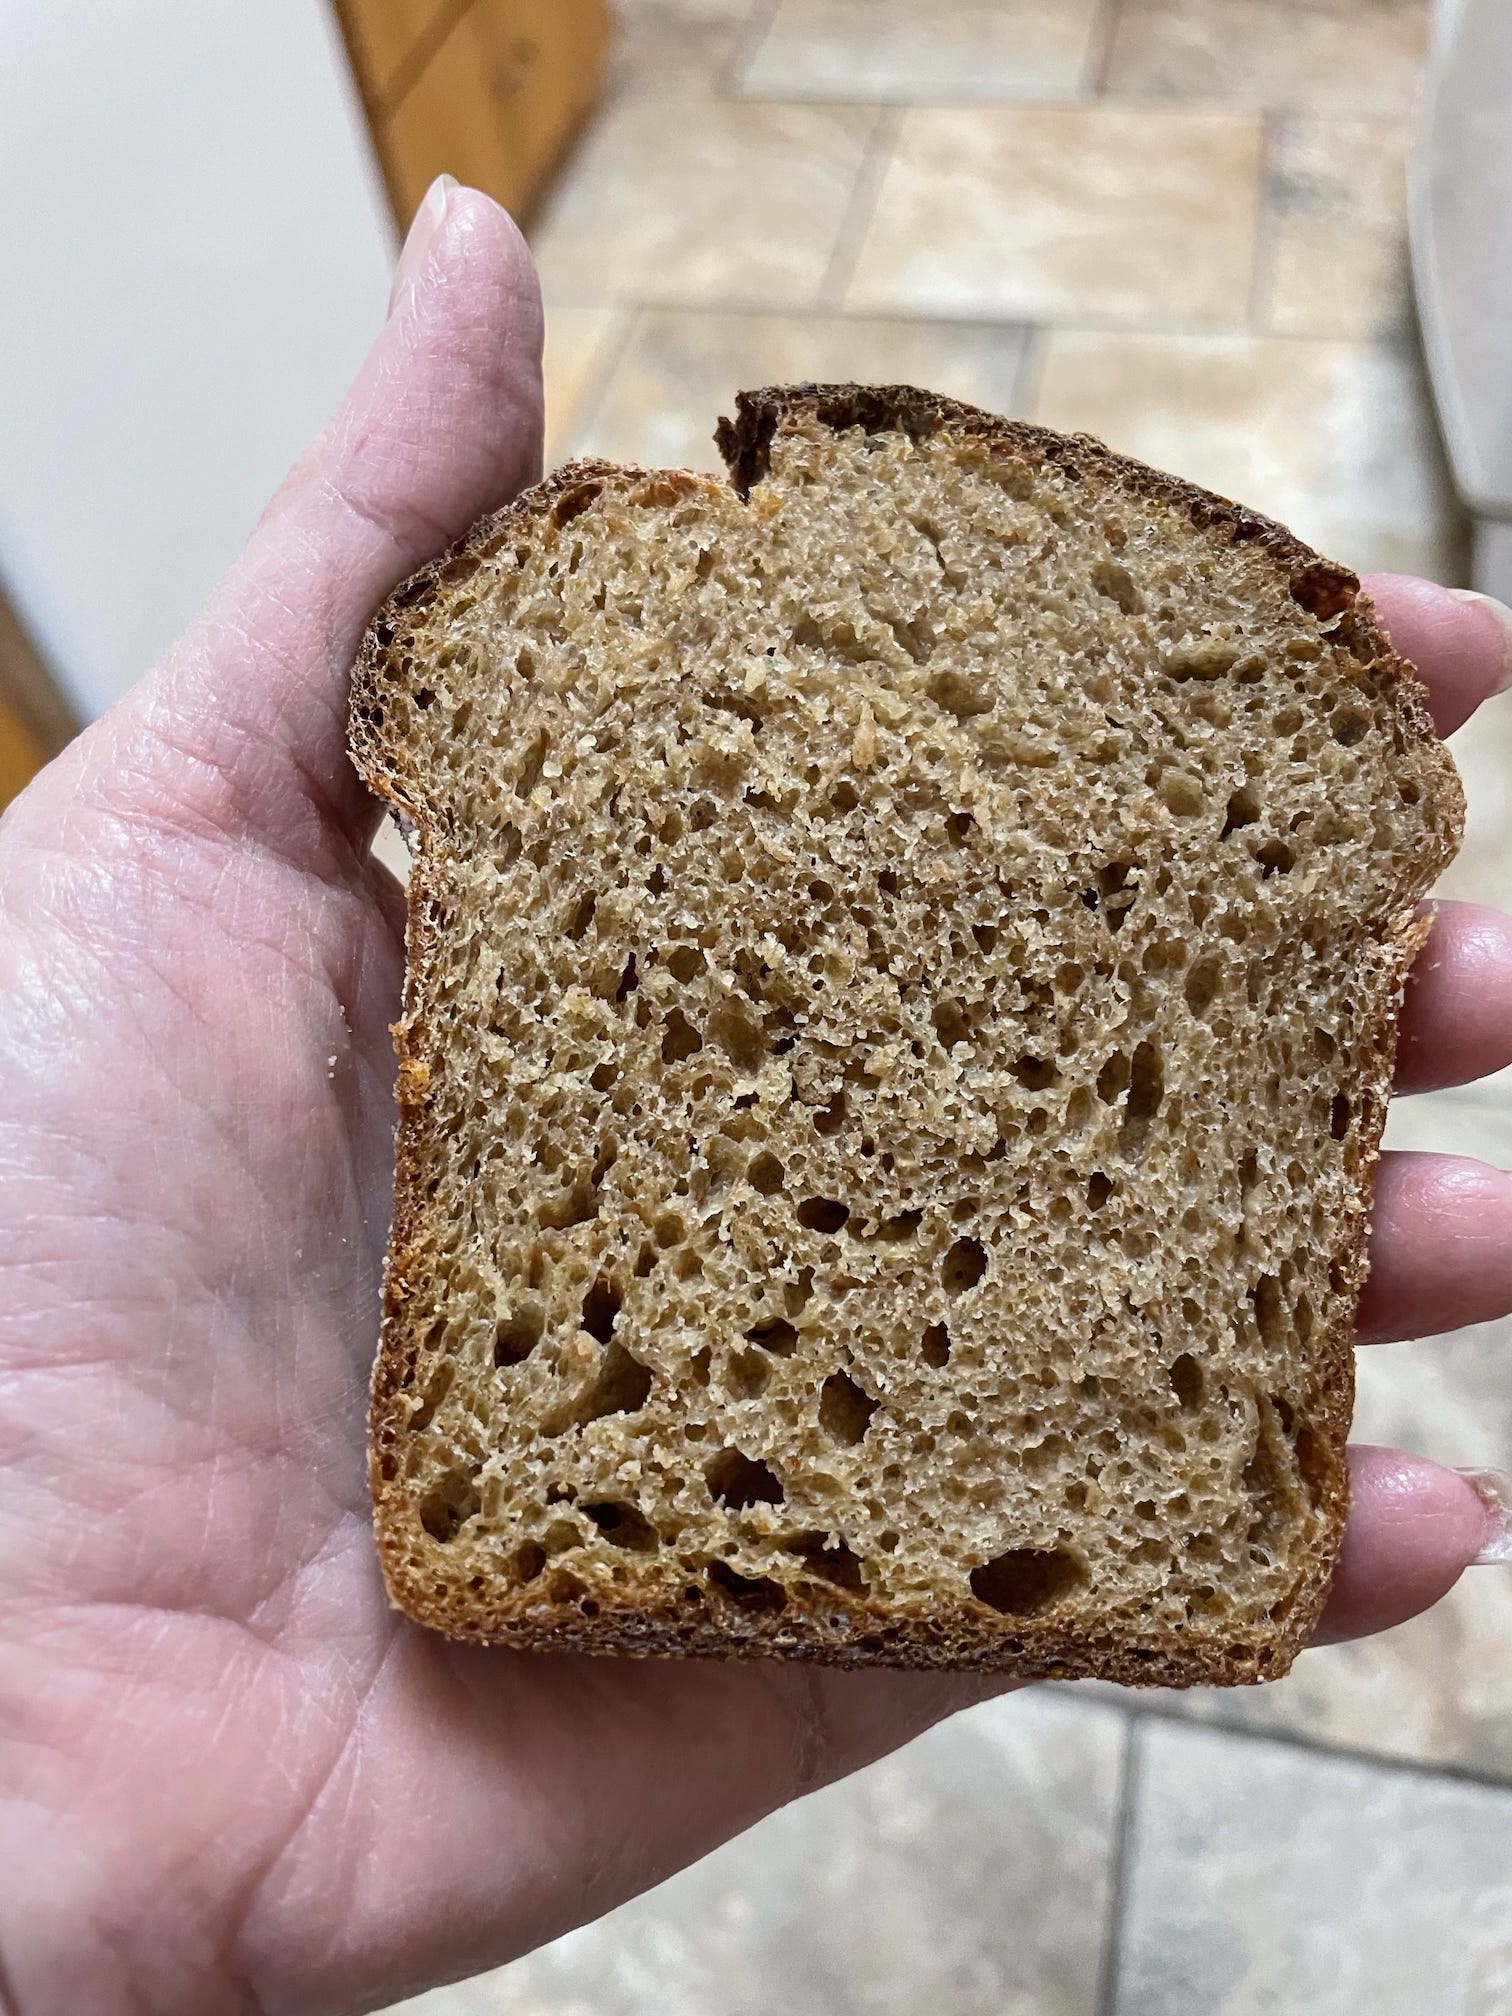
0,0,395,721
1431,0,1472,55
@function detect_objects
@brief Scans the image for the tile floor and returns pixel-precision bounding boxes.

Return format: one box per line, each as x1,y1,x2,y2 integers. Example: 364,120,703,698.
389,0,1512,2008
421,1692,1129,2016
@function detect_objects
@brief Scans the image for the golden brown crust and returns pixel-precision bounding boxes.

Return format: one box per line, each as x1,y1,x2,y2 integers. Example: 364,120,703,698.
350,384,1463,1685
364,1579,1274,1687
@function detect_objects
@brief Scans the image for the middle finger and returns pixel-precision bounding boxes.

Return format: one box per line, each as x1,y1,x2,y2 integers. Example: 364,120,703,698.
1357,1150,1512,1343
1397,901,1512,1094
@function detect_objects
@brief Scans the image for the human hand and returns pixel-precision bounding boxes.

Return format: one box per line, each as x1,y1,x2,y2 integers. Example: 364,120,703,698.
2,183,1511,2016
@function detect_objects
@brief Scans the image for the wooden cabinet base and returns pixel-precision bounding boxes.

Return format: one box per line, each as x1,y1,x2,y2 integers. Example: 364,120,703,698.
332,0,610,233
0,580,77,807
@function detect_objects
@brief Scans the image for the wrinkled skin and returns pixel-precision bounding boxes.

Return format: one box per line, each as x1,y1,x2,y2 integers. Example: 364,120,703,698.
2,191,1511,2016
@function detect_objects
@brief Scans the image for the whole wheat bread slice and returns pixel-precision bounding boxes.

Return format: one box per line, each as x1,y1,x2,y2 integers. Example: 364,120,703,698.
349,385,1462,1687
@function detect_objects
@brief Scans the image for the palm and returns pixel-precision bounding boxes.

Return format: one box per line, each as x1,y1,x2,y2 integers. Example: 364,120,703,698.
3,191,1509,2016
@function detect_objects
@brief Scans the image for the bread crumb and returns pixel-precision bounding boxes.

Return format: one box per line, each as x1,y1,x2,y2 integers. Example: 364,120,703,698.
852,702,877,771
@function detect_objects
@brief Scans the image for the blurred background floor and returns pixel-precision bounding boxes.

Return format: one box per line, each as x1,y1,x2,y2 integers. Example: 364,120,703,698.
388,1,1512,2010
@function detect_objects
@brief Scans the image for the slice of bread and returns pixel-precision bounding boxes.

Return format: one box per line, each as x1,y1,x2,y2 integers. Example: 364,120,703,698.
350,384,1462,1687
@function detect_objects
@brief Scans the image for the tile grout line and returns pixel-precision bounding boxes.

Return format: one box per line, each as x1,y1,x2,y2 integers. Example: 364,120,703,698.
581,75,1428,120
816,106,904,314
1093,1712,1142,2016
1013,322,1052,420
530,293,1386,348
1244,109,1278,337
1084,0,1126,99
1122,1697,1512,1797
719,0,785,104
538,295,1035,335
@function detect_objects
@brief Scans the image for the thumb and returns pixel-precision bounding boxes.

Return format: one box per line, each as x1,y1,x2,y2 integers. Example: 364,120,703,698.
67,181,544,859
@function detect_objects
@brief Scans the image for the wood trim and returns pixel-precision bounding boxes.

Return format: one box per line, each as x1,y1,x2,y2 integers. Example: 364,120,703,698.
328,0,610,234
372,0,475,120
0,575,78,763
327,0,412,227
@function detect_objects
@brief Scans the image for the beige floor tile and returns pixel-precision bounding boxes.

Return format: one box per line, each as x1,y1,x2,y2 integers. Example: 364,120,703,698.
556,307,1031,470
531,99,877,312
602,0,760,103
1104,0,1432,114
846,107,1261,330
386,1691,1125,2016
1384,1077,1512,1165
1032,329,1459,578
1257,118,1414,340
1116,1722,1512,2013
1164,1575,1512,1784
1353,1315,1512,1473
541,304,628,470
1434,690,1512,911
738,0,1104,104
371,816,410,884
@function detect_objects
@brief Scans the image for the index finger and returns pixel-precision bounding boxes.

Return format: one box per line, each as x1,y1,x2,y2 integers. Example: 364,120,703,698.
1361,574,1512,739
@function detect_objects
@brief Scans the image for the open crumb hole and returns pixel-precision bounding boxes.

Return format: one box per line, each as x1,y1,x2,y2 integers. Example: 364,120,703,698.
661,1009,703,1063
708,996,766,1072
1119,1041,1164,1156
970,1546,1085,1617
797,1197,850,1234
819,1370,879,1444
495,1302,545,1367
511,1541,546,1583
582,1501,660,1553
784,1532,866,1592
418,1469,480,1544
580,1277,621,1345
706,1560,786,1611
727,1349,770,1399
548,1339,653,1433
666,944,705,984
1221,785,1260,836
1169,1352,1204,1410
942,1236,988,1294
706,1447,785,1510
748,1317,799,1356
813,1091,847,1136
1184,956,1221,1016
